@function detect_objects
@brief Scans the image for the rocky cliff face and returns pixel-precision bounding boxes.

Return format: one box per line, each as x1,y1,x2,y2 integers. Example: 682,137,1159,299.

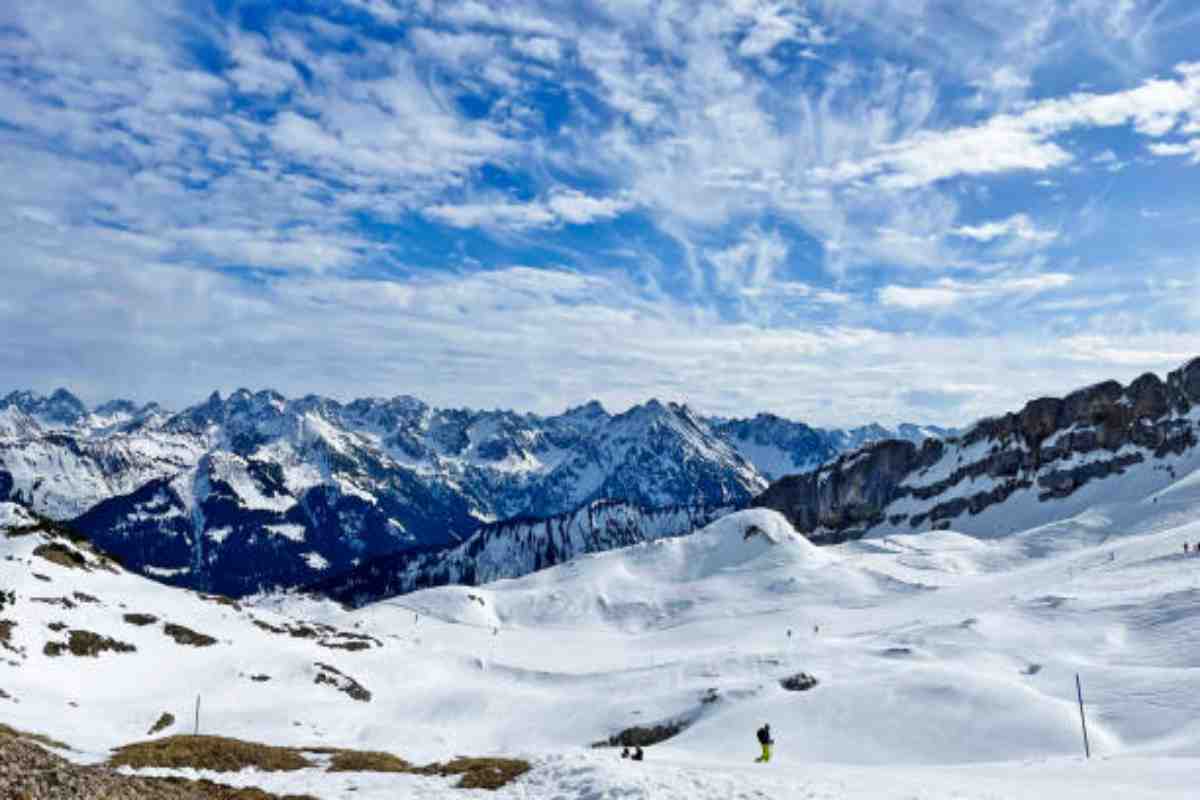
755,357,1200,542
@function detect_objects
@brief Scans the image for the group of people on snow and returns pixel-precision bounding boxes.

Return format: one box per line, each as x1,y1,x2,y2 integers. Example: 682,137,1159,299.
620,746,644,761
1184,543,1200,555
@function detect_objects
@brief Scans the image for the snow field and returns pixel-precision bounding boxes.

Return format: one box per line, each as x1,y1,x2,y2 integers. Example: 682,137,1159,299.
6,507,1200,797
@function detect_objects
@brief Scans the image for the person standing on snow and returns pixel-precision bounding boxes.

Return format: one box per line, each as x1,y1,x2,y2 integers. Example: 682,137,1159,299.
755,723,774,763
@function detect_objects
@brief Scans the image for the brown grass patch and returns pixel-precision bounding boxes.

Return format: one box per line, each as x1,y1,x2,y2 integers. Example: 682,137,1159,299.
31,595,75,609
199,593,243,611
318,639,371,651
428,757,532,790
184,783,318,799
67,629,137,656
0,721,72,750
325,749,412,772
109,735,313,772
33,541,89,570
107,734,530,792
164,622,218,647
125,612,159,626
312,662,371,702
316,747,529,789
4,735,314,800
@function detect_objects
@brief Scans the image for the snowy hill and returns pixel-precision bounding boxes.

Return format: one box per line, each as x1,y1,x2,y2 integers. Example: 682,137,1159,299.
0,388,945,595
6,497,1200,798
756,356,1200,544
309,500,729,607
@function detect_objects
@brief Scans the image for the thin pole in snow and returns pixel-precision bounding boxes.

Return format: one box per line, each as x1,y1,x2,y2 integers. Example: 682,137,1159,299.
1075,674,1090,759
194,694,201,737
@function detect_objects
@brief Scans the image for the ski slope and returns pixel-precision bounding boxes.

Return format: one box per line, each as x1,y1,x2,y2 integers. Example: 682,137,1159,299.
4,495,1200,797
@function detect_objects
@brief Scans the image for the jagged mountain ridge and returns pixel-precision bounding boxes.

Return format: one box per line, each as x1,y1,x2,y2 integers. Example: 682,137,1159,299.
755,356,1200,543
0,387,946,596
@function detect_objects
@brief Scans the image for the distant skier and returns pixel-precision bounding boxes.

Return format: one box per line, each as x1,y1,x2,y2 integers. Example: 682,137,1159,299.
631,746,644,761
621,746,630,759
1186,543,1191,555
755,723,774,763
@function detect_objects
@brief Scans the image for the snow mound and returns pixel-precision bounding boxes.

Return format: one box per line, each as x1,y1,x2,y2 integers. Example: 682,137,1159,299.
666,508,833,580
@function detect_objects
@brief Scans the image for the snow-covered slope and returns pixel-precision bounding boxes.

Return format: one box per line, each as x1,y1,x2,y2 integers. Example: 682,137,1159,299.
6,497,1200,798
310,500,729,607
0,387,947,596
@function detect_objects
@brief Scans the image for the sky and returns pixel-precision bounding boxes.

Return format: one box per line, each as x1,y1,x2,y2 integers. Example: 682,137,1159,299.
2,0,1200,427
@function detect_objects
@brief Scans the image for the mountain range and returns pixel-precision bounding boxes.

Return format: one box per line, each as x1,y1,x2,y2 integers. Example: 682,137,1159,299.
0,387,947,596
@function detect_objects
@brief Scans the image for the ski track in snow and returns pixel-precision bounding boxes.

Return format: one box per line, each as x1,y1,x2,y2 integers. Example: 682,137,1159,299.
6,504,1200,798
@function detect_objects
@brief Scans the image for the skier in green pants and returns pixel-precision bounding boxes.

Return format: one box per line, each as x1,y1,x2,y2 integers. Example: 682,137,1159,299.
755,723,773,762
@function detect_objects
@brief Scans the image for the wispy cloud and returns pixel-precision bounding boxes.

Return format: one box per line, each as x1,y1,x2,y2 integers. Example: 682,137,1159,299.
1148,138,1200,162
951,214,1058,245
424,190,634,230
879,273,1074,310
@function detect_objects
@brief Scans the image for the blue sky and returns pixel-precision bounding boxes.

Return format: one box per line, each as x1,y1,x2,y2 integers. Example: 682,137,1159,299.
2,0,1200,427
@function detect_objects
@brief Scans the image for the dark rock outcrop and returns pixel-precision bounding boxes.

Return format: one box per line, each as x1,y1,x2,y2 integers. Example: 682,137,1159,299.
753,439,942,543
755,357,1200,538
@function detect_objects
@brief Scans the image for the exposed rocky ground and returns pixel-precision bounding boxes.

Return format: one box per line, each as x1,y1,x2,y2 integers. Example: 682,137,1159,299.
0,733,316,800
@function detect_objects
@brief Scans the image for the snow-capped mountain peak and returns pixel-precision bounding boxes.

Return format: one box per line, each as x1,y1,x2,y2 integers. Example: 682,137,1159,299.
0,384,953,596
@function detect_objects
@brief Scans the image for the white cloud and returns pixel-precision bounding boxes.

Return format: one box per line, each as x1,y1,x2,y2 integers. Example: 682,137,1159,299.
545,190,634,225
817,62,1200,191
513,36,563,63
970,66,1033,96
5,237,1192,428
733,2,826,59
408,27,497,68
951,214,1058,245
425,189,633,231
707,228,789,294
880,273,1073,309
227,33,301,96
1147,139,1200,162
424,199,557,230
